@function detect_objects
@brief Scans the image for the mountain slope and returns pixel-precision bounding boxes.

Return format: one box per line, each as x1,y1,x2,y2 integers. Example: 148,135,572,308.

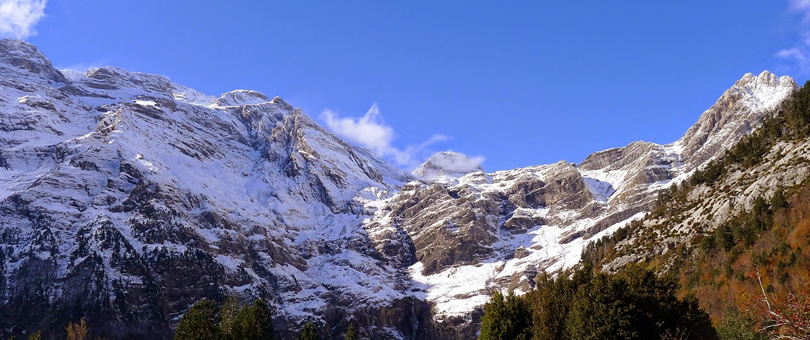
365,71,795,321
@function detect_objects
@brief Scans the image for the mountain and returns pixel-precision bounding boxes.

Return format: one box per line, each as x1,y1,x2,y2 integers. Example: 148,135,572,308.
577,78,810,339
365,70,795,324
0,39,421,339
0,39,797,339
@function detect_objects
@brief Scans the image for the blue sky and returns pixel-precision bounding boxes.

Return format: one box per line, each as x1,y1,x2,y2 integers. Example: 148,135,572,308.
2,1,809,171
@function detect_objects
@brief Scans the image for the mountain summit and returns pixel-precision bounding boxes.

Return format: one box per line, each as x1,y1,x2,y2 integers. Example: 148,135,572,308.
412,151,484,181
0,39,798,339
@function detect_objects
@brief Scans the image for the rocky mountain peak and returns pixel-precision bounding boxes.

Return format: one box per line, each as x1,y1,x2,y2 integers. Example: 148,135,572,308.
412,151,484,181
81,66,174,94
678,71,796,168
215,89,272,106
0,39,66,82
736,70,795,89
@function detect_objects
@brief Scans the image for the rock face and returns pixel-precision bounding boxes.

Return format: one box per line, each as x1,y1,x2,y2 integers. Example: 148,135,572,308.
0,39,798,339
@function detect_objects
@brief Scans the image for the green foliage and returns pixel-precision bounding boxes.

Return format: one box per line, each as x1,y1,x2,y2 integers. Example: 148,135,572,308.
297,322,319,340
345,323,356,340
27,332,41,340
715,309,765,340
219,295,239,339
527,272,576,339
478,290,532,340
771,189,788,210
715,225,734,251
231,299,274,340
564,265,714,340
173,297,274,340
174,300,221,340
482,265,717,339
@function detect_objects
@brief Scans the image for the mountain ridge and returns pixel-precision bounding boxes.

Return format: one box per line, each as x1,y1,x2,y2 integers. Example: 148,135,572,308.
0,39,798,339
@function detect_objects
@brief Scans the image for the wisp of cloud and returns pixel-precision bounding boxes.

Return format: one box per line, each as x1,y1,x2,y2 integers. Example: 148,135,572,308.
0,0,47,40
321,103,450,168
778,0,810,74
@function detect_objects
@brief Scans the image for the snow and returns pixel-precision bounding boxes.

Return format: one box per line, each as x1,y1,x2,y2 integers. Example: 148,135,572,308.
408,211,648,318
583,177,615,202
133,99,156,106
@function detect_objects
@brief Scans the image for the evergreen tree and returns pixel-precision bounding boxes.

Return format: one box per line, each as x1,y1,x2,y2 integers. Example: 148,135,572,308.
297,322,319,340
527,272,574,340
66,319,88,340
174,300,221,340
771,189,788,210
345,322,356,340
219,295,240,339
715,225,734,251
478,290,532,340
232,299,274,340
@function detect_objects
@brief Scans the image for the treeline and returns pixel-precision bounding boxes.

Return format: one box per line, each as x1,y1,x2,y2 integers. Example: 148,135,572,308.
6,297,359,340
478,265,716,340
172,296,356,340
7,319,113,340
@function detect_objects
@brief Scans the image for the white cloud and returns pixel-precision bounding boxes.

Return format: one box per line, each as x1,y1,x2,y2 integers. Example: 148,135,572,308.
0,0,47,39
778,0,810,74
790,0,810,18
321,103,450,168
429,153,485,173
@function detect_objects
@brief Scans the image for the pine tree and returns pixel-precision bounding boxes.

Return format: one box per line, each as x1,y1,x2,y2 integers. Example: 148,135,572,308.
345,322,356,340
66,319,89,340
174,300,221,340
528,272,574,340
219,295,240,339
771,189,788,210
232,299,274,340
297,322,319,340
478,290,532,340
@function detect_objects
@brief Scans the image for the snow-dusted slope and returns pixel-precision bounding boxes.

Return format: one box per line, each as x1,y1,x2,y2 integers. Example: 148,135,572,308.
0,38,798,339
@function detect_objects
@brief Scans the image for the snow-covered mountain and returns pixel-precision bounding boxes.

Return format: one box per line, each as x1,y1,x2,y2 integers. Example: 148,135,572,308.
0,39,797,339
